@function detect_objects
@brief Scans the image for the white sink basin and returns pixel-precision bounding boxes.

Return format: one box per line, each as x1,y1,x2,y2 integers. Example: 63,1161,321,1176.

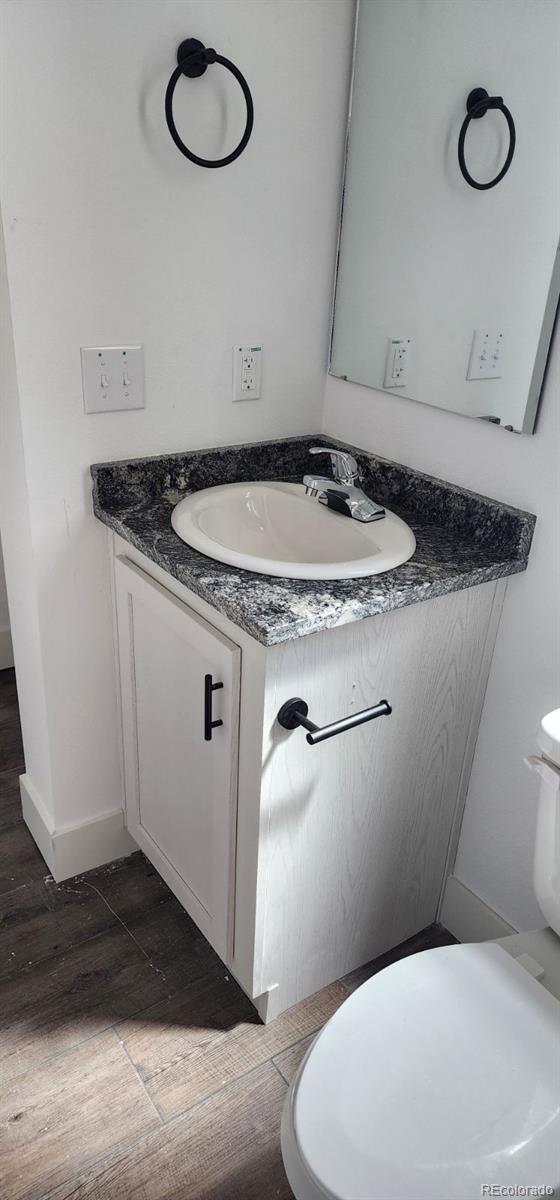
171,481,415,581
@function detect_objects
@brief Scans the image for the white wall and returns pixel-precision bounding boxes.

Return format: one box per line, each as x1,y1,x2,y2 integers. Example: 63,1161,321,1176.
324,320,560,931
330,0,560,432
0,0,354,839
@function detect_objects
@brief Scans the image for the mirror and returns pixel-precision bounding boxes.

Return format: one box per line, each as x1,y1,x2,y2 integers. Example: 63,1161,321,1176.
330,0,560,434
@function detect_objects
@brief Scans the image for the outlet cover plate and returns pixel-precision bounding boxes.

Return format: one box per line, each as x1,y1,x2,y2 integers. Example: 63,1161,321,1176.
233,344,262,401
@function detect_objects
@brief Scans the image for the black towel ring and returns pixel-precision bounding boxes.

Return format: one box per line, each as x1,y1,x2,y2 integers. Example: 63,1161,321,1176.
458,88,516,191
165,38,254,169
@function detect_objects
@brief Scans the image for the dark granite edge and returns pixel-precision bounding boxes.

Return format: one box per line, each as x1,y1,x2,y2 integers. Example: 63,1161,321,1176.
260,560,528,646
93,504,529,647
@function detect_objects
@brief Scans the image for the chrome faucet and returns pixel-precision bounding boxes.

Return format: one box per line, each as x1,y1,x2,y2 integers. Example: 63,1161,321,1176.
303,447,385,523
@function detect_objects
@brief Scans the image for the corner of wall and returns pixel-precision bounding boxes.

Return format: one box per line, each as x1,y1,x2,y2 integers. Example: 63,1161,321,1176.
0,203,56,819
440,875,517,942
20,771,136,881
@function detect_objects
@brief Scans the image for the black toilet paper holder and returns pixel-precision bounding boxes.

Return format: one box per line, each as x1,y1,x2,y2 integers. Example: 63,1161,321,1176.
277,697,392,746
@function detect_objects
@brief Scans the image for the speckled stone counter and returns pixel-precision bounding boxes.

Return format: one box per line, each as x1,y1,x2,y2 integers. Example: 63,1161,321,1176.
91,435,535,646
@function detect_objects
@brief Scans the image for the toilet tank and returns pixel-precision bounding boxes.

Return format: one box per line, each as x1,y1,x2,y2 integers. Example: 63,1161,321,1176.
529,709,560,936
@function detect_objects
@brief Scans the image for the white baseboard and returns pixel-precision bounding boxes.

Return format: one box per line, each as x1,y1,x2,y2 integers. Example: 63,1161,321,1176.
0,625,13,669
20,773,136,881
440,875,517,943
20,773,56,873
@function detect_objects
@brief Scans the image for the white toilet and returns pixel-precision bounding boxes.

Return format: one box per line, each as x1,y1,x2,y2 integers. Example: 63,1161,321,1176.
281,710,560,1199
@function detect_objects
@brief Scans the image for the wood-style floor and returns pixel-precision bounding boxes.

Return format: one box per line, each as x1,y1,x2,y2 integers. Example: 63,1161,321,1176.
0,667,456,1199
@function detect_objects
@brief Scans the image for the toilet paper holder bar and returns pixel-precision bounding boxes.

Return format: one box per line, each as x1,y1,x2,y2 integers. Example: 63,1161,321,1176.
277,696,391,746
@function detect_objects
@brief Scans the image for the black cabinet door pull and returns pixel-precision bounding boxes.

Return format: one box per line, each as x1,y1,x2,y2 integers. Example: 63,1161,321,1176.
204,674,224,741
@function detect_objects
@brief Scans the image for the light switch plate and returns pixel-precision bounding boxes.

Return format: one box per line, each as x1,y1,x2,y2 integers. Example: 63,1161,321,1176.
233,344,262,401
467,329,505,380
81,345,145,413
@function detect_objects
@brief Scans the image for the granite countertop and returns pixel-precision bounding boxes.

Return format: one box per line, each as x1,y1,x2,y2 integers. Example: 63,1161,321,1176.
91,435,535,646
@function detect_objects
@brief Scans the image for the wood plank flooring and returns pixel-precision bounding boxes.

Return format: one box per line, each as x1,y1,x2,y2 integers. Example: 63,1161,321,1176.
0,667,456,1198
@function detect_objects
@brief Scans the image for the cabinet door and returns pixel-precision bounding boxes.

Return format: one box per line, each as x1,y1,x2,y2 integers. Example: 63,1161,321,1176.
115,556,240,961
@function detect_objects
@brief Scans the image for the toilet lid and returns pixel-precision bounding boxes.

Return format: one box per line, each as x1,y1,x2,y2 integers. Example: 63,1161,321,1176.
291,943,560,1200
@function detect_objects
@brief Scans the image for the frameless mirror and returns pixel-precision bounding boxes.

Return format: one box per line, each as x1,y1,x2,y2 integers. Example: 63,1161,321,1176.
330,0,560,433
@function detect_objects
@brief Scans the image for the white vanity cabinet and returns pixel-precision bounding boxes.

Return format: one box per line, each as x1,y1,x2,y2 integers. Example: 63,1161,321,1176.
114,557,240,962
112,540,505,1022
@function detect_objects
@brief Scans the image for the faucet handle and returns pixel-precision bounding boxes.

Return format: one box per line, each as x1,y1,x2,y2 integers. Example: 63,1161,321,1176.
309,446,360,486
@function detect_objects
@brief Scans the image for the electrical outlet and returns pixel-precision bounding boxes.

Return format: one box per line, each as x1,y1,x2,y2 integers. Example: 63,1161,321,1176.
233,344,262,401
383,337,411,388
81,345,145,413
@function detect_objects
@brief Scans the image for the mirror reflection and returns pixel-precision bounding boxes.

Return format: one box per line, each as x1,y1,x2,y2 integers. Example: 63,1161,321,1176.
330,0,560,433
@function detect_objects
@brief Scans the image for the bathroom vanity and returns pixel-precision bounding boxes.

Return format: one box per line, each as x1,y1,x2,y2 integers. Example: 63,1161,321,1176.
92,436,534,1020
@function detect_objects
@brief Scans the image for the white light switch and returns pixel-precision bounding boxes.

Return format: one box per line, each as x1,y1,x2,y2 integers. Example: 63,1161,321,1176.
81,345,145,413
467,329,504,380
384,337,411,388
233,344,262,401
